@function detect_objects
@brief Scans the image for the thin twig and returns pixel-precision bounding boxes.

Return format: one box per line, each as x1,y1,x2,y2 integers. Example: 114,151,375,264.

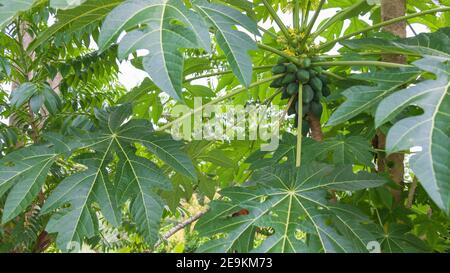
152,210,208,251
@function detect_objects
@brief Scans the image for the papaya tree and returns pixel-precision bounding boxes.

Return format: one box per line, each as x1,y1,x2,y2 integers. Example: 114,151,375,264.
0,0,449,253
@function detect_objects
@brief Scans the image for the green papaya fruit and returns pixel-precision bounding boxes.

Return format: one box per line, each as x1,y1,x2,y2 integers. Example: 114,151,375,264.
302,85,314,103
303,58,311,68
319,74,329,84
281,87,289,99
322,85,331,97
271,64,286,74
296,69,310,83
277,56,288,64
310,77,323,93
286,63,298,73
282,73,296,85
308,69,317,78
287,82,299,95
302,102,311,116
270,77,283,88
310,101,323,118
313,88,322,102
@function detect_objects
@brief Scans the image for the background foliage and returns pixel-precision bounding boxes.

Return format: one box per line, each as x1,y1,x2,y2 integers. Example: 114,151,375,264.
0,0,449,253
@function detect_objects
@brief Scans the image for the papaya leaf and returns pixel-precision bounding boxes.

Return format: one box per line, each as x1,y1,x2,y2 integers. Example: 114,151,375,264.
30,104,196,250
99,0,210,102
29,0,123,52
0,146,58,223
0,0,34,29
375,58,450,213
194,0,258,87
196,163,386,253
327,67,420,126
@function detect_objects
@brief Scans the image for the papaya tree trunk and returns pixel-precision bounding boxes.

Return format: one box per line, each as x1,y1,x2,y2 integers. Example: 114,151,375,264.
307,113,324,142
375,0,407,204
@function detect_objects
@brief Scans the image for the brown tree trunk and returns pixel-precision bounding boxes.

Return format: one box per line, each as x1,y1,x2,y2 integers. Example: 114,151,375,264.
375,0,407,205
307,113,323,142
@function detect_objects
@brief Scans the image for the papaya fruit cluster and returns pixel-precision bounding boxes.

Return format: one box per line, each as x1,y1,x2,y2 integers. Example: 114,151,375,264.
270,57,330,135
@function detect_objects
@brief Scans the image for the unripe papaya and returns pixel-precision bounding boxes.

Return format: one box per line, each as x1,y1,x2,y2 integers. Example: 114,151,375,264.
310,101,323,118
308,69,317,78
296,69,310,83
287,82,299,95
272,64,286,74
310,77,323,93
281,87,289,99
282,73,296,85
277,56,289,64
270,77,283,88
319,74,329,84
302,102,311,116
303,58,311,68
313,87,322,102
286,63,298,73
302,85,314,103
322,85,331,97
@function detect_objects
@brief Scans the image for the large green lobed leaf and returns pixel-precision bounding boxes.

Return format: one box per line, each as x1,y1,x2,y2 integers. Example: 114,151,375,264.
196,163,387,253
99,0,210,102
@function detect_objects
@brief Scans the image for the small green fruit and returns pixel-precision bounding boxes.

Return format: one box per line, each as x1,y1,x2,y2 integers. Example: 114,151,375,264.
296,69,310,83
282,73,296,85
310,101,323,118
322,85,331,97
286,63,298,73
302,85,314,103
287,82,299,95
270,77,283,88
310,77,323,93
272,64,286,74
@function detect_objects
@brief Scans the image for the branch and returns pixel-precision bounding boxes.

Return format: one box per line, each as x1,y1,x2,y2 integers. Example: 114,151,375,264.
184,65,272,82
301,0,326,48
318,7,450,50
261,0,292,44
152,210,208,250
312,60,412,68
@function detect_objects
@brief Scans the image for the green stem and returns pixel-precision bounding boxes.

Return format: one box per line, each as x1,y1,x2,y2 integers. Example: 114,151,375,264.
293,0,300,30
302,0,311,27
318,51,421,59
184,65,272,82
157,74,285,131
261,0,292,43
322,71,345,81
258,26,278,39
312,60,412,68
318,7,450,50
301,0,325,48
296,84,303,168
312,0,367,39
257,43,302,66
